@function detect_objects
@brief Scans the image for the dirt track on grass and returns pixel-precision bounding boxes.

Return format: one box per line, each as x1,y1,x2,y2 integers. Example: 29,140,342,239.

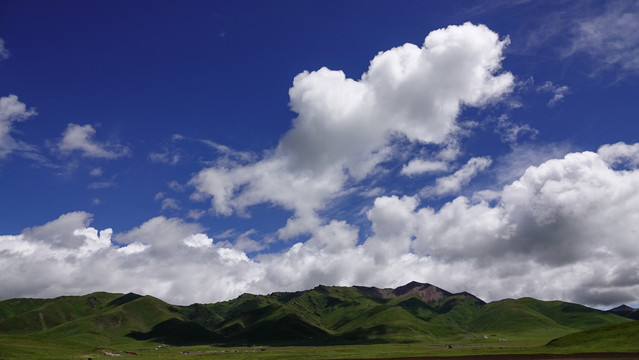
339,353,639,360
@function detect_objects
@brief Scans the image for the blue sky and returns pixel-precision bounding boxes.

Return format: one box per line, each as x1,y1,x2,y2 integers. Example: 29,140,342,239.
2,0,639,307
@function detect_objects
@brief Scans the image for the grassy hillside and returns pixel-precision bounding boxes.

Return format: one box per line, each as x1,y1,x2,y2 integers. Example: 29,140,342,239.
464,297,631,344
0,292,189,351
546,320,639,352
0,292,122,334
516,297,628,329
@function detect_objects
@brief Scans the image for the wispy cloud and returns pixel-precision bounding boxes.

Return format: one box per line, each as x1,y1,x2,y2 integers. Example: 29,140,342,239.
495,114,539,144
199,139,256,164
401,159,449,176
567,2,639,75
88,181,116,189
186,209,206,220
149,151,180,165
58,124,130,159
161,198,180,211
507,1,639,77
0,95,38,159
168,180,185,192
536,81,570,107
0,38,10,63
422,156,492,197
155,192,180,211
89,167,103,177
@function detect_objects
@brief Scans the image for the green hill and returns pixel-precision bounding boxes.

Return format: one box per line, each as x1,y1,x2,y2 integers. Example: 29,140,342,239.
0,282,632,350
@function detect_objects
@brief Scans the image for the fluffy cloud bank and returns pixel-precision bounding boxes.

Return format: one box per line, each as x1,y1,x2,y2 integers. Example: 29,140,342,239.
2,143,639,306
190,22,513,238
0,212,262,304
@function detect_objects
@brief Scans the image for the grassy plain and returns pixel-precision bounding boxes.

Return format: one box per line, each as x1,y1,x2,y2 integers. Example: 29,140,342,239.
3,327,639,360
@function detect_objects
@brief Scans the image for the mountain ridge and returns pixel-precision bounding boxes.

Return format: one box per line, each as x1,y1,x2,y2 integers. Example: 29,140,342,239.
0,281,633,347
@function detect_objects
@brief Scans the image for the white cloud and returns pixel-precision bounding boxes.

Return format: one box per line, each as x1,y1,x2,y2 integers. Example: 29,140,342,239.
359,186,384,198
116,241,149,255
149,151,180,165
493,143,572,185
401,159,448,176
359,144,639,305
495,114,538,144
161,198,180,211
0,38,9,62
22,211,94,249
74,227,113,256
183,233,213,248
423,156,492,197
199,139,255,164
191,23,513,237
0,95,37,159
168,180,185,192
58,124,130,159
89,167,103,176
568,2,639,74
597,141,639,167
186,209,206,220
88,181,116,189
115,216,202,253
233,230,266,253
1,215,261,303
536,81,569,107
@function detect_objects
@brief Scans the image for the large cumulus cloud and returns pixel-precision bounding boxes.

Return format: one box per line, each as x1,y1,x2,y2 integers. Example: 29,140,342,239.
190,22,513,238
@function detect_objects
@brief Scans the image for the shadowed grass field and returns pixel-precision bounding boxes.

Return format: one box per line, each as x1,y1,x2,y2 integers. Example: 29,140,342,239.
2,329,639,360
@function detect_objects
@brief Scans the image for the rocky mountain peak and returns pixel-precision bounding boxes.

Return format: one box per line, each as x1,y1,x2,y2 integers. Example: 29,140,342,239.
392,281,452,304
608,304,635,312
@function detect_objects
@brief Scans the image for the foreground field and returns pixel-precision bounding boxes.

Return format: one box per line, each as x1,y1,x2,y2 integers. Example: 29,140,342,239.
351,354,639,360
2,337,639,360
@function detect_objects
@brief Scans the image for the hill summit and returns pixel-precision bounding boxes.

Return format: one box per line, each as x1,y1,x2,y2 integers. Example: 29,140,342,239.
607,304,639,320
